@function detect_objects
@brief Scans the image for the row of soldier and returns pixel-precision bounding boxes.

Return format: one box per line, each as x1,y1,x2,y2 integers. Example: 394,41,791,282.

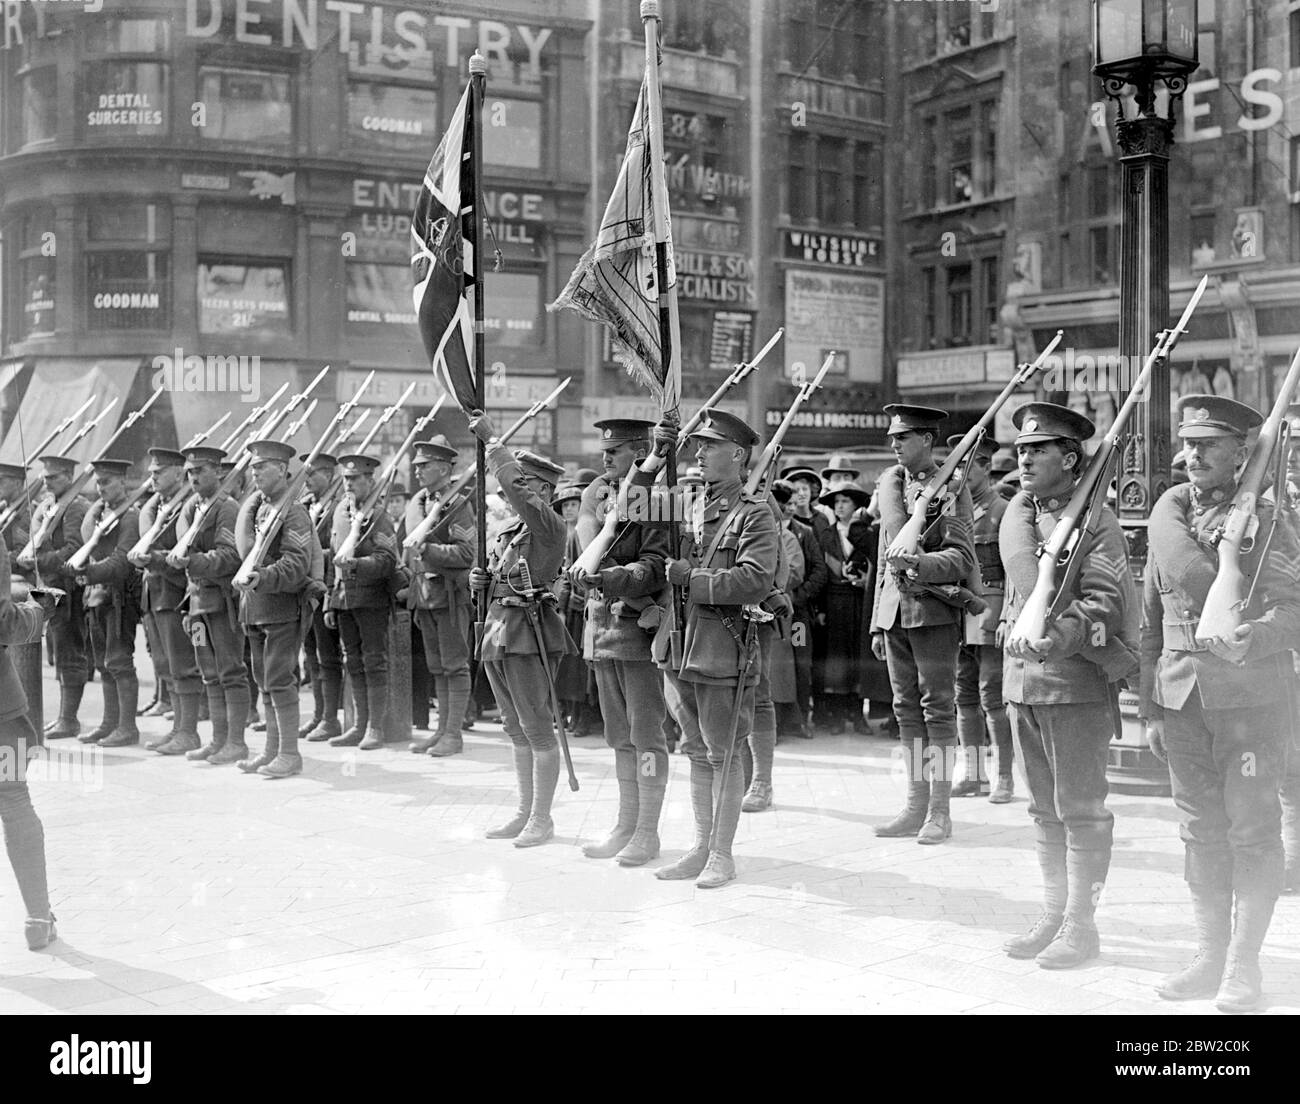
2,385,1298,1013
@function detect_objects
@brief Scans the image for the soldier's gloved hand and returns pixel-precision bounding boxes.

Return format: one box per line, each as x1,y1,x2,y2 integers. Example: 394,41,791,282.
665,558,691,586
394,586,409,603
1006,632,1055,660
233,569,260,593
30,591,59,621
652,420,678,458
470,567,491,594
165,550,189,571
335,552,355,570
467,411,498,444
763,591,794,619
1143,718,1167,763
871,633,886,662
127,550,149,569
995,622,1007,648
324,609,338,630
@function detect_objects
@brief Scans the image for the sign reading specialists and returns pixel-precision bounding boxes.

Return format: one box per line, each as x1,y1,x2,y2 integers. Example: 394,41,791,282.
783,230,883,268
676,251,755,306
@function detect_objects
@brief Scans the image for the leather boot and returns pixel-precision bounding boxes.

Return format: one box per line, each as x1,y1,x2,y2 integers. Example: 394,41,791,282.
1036,846,1108,969
299,671,325,737
358,675,389,750
875,780,930,837
188,686,227,762
988,708,1014,803
583,749,638,858
1005,837,1068,958
1158,883,1232,1000
515,746,559,847
656,761,713,880
697,753,743,886
80,676,117,744
486,744,533,838
428,672,470,757
45,681,84,740
951,743,987,797
618,750,668,866
156,691,202,755
25,913,57,951
411,674,447,752
211,686,250,765
144,691,179,749
260,693,303,777
1215,891,1277,1014
917,777,953,844
330,675,367,746
305,667,343,742
238,697,278,773
100,672,140,747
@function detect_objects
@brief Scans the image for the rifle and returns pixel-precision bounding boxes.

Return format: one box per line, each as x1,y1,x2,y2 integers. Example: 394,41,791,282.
402,376,571,552
1196,342,1300,644
168,368,329,561
305,408,372,526
1009,274,1209,646
19,387,164,562
216,382,290,454
745,350,838,496
0,394,99,534
232,372,375,586
887,330,1064,560
675,327,783,449
332,386,446,561
70,413,231,574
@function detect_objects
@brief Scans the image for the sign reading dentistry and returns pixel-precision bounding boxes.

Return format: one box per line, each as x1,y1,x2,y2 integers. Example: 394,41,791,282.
178,1,552,75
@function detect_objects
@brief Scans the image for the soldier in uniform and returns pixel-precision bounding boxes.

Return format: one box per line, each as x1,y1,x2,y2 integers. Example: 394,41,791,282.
131,448,205,756
232,440,313,778
949,434,1015,803
870,405,976,845
648,411,779,888
1141,396,1300,1011
999,403,1138,969
0,464,30,549
16,455,89,739
1283,407,1300,894
570,419,670,865
403,436,475,757
467,413,575,848
327,452,398,750
300,453,343,742
167,445,250,765
74,459,142,748
0,532,59,950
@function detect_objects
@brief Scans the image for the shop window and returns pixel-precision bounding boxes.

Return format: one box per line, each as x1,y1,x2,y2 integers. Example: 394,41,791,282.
788,132,811,222
197,67,292,144
484,271,543,348
921,266,937,348
87,251,170,331
978,100,998,198
817,137,846,224
852,143,882,228
14,67,58,148
1089,226,1114,285
946,264,972,346
13,208,55,338
1191,213,1217,266
483,97,542,170
345,263,417,329
197,260,291,337
981,256,1001,344
84,16,170,54
347,83,437,154
946,107,973,204
83,61,168,137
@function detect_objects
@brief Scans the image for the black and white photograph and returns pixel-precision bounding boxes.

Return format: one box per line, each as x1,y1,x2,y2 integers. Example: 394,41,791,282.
0,0,1297,1056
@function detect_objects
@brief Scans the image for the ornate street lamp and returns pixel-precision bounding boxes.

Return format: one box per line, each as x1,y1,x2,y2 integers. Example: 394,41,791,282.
1092,0,1199,551
1092,1,1198,795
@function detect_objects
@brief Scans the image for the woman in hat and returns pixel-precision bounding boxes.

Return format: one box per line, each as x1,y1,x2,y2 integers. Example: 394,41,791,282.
816,482,874,732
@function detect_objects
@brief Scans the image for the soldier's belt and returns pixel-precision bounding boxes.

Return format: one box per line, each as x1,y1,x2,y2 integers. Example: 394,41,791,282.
1163,619,1209,653
493,591,558,610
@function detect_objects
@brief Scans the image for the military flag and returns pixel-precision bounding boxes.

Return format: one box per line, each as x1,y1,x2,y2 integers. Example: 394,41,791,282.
411,84,478,415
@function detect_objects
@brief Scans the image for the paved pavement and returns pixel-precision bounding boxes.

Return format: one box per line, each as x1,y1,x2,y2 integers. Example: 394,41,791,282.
2,663,1298,1016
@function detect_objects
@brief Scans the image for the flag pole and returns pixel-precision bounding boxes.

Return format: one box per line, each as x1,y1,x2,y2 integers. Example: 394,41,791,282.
640,0,687,667
468,50,489,655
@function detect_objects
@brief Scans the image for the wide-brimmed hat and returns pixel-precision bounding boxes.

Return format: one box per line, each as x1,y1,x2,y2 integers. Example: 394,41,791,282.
551,483,584,512
820,482,871,510
820,457,860,482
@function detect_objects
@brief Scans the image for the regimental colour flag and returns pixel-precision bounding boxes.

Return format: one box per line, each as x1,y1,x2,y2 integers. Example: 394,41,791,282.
549,77,679,409
411,84,478,415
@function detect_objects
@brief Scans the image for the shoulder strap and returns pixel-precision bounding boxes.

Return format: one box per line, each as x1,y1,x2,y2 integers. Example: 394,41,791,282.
701,500,748,569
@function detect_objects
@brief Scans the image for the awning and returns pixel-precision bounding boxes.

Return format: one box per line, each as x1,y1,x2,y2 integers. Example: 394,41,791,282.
0,358,139,466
